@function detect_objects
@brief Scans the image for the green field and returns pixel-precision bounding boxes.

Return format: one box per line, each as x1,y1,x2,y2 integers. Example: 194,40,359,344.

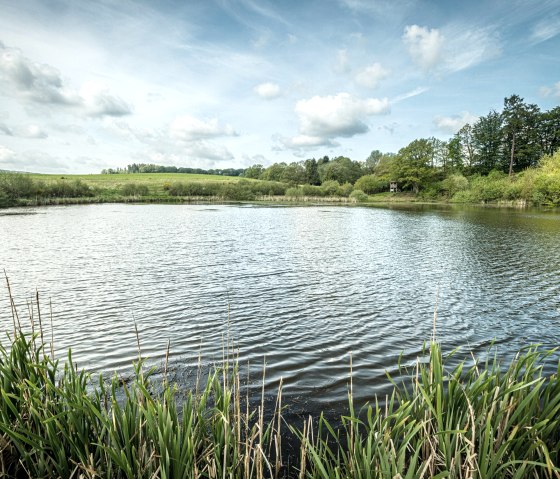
27,172,243,196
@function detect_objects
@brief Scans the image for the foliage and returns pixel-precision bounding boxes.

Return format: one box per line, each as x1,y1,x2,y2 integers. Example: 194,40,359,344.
120,183,149,196
1,328,559,477
355,174,389,194
349,189,368,202
299,342,560,479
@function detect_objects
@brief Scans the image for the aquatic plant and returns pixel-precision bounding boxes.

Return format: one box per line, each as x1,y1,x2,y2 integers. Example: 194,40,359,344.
0,284,559,477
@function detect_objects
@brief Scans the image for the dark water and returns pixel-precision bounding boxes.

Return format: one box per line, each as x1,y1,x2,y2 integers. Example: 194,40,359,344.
1,203,559,414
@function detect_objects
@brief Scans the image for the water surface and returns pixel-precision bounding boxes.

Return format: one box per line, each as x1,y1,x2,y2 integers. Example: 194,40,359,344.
1,204,559,413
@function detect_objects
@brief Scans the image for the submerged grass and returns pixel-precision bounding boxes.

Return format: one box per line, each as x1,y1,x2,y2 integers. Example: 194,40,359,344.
1,286,559,477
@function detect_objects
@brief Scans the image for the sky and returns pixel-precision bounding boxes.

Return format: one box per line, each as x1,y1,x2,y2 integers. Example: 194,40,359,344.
0,0,559,174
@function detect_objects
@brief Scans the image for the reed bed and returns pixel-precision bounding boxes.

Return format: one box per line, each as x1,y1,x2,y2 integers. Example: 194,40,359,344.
1,287,559,478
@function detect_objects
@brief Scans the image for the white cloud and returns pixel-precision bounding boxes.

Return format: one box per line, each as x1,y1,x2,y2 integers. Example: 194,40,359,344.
445,27,501,73
402,24,501,75
392,86,429,103
0,43,80,105
281,134,338,149
187,141,234,162
170,115,237,141
0,122,12,136
433,111,478,134
0,148,68,172
355,62,390,88
540,81,560,98
530,16,560,44
254,82,282,100
0,144,16,162
279,93,389,152
403,25,444,71
0,43,131,117
296,92,390,138
16,124,48,139
0,122,47,138
80,81,132,117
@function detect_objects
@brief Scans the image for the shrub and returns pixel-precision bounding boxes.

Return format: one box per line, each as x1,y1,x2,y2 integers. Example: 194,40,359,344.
349,189,368,202
440,174,469,198
354,174,389,194
321,180,340,196
285,187,304,197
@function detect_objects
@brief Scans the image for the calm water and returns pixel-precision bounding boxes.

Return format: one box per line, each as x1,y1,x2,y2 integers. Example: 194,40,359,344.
1,204,559,413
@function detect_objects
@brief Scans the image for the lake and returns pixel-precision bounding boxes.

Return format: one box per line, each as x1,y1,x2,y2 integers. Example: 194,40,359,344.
1,203,559,415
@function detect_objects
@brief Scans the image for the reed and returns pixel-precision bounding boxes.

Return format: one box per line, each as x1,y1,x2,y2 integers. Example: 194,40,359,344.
1,285,559,477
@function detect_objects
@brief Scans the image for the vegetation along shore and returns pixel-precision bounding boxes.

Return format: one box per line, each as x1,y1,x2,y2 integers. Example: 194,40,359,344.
2,95,559,209
1,289,559,478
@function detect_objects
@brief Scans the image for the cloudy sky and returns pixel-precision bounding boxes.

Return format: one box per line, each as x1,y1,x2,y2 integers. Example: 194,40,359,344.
0,0,559,173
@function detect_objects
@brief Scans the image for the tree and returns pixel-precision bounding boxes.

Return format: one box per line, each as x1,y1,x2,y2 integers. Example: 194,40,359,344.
391,139,436,193
261,162,287,182
501,95,541,175
472,111,503,175
304,158,321,185
281,162,306,185
319,156,363,184
364,150,383,174
538,106,560,156
244,164,264,179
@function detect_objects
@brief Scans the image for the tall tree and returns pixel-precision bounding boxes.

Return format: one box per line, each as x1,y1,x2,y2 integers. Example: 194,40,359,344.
472,111,503,175
304,158,321,185
501,94,541,175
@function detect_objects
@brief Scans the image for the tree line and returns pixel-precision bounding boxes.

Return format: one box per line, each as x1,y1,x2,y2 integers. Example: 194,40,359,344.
101,164,245,176
244,94,560,193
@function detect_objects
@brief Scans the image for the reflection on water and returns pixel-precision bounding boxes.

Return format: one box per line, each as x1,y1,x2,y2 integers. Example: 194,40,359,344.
1,204,559,413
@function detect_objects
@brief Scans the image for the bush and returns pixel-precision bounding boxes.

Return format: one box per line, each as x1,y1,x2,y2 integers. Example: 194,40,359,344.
321,180,340,196
44,179,95,198
354,174,389,194
0,173,35,199
285,187,304,197
441,174,469,198
349,189,368,202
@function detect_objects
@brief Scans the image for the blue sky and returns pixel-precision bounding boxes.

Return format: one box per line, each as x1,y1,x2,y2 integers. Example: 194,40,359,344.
0,0,559,173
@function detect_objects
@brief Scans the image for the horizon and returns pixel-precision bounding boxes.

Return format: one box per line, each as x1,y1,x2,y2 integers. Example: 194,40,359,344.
1,0,559,174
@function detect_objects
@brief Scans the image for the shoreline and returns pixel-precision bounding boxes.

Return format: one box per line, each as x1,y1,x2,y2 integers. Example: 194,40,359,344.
0,193,554,210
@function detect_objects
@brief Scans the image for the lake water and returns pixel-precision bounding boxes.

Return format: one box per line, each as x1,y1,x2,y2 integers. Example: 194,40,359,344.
1,203,559,414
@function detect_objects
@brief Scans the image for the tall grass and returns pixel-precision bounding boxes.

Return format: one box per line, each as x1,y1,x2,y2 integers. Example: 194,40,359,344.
1,285,559,477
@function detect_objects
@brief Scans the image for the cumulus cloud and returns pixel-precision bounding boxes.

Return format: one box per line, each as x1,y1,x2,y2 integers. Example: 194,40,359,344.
280,134,338,149
403,25,444,71
434,111,478,134
279,92,389,152
296,92,389,138
254,82,282,100
540,81,560,98
80,81,132,117
0,43,131,117
170,115,237,141
355,62,390,88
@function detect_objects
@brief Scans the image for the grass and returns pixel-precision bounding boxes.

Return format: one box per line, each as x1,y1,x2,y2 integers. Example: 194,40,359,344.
1,283,560,477
27,173,243,196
